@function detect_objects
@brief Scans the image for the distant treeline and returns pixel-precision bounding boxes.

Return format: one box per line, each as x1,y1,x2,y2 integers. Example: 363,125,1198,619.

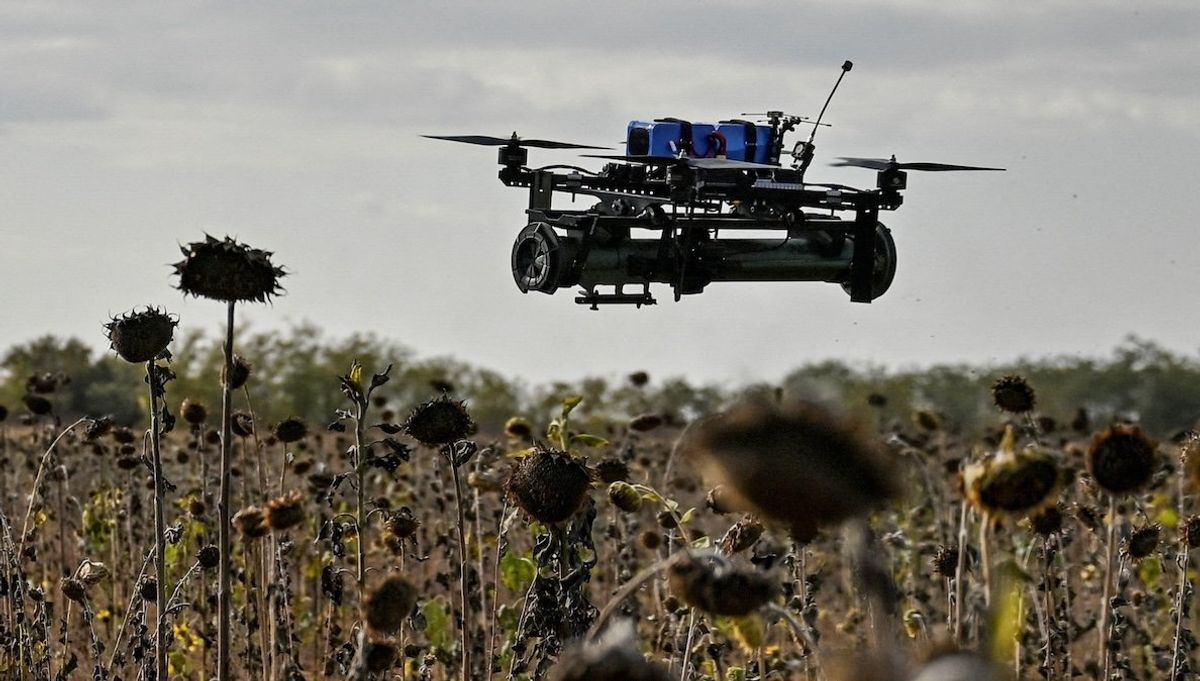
2,325,1198,436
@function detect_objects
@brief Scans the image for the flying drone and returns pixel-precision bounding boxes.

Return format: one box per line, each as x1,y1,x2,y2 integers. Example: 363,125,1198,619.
425,61,1003,309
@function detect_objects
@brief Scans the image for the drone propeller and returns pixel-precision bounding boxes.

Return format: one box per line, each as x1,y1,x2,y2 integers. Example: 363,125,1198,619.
581,154,778,171
422,134,610,150
832,156,1005,172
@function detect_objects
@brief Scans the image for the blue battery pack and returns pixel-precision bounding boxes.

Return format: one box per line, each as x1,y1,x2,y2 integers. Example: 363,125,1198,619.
627,118,772,162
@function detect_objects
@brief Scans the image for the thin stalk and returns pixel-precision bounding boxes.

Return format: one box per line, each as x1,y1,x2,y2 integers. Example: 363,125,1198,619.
980,513,992,608
449,451,472,681
256,540,270,678
766,603,820,656
352,397,368,681
1099,495,1116,681
1171,452,1192,680
679,608,696,681
18,418,88,559
104,546,155,674
1171,544,1191,680
217,300,235,681
1058,532,1071,681
953,500,970,644
486,500,512,681
589,553,679,642
353,401,367,617
147,361,169,681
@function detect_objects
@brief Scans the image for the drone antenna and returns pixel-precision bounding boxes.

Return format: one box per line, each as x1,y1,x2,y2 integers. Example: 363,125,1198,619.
807,60,853,148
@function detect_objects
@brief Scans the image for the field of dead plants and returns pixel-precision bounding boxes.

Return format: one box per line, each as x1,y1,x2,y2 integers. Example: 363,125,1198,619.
1,235,1198,681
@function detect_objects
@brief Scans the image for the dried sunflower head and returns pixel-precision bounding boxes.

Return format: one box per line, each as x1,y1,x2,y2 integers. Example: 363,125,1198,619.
273,418,308,444
385,507,421,540
103,307,177,363
364,641,397,673
60,577,87,604
404,396,474,446
913,410,941,432
173,234,285,303
1184,515,1200,549
180,399,208,426
196,545,220,570
667,552,777,617
931,544,959,579
506,447,593,524
233,506,268,539
265,490,305,531
628,413,664,432
22,394,53,416
138,578,158,602
683,401,898,540
1123,525,1161,560
231,411,254,438
222,355,252,390
991,375,1036,414
550,620,669,681
1087,424,1157,496
964,427,1061,517
504,416,534,440
364,575,418,634
607,481,642,513
595,458,629,484
84,416,113,441
1029,506,1065,536
718,516,764,555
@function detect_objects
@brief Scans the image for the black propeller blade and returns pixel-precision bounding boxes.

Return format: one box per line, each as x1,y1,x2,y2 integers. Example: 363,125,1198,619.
422,134,610,150
832,156,1005,172
581,154,778,171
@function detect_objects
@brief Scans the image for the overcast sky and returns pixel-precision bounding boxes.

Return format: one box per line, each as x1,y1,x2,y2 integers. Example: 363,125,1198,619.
2,1,1198,387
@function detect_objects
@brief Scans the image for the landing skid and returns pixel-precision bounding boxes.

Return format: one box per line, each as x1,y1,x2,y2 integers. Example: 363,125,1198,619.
574,286,657,310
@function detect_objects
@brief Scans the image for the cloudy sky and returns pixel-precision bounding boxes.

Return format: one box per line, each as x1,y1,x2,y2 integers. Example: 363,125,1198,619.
2,1,1197,386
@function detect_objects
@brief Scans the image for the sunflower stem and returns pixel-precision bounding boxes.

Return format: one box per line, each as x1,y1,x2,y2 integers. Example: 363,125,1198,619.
953,500,969,644
448,448,472,681
588,552,680,643
351,390,370,681
1171,461,1191,681
217,300,235,681
147,361,169,681
1099,495,1116,680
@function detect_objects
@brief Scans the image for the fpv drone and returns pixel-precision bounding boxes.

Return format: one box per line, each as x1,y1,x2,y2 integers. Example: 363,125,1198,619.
425,61,1003,309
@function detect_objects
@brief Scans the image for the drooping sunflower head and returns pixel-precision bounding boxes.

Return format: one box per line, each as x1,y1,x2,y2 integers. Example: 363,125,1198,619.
272,417,308,444
964,427,1062,517
1123,524,1161,560
364,575,418,635
991,375,1036,414
180,399,208,426
403,395,474,446
683,401,898,540
173,234,285,303
505,447,592,524
1087,424,1157,496
265,490,305,531
666,552,777,617
549,620,670,681
104,307,177,364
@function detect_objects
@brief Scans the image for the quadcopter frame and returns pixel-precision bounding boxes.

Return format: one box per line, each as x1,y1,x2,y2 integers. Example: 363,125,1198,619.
498,147,904,308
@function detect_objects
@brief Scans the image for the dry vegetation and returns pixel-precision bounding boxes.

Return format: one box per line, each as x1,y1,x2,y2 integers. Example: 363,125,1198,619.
0,235,1198,681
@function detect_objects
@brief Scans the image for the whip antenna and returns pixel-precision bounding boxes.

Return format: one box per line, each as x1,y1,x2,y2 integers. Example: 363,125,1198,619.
807,60,853,148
